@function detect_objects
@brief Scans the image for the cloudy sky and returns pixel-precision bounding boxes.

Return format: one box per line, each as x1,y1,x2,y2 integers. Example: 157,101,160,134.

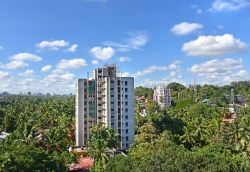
0,0,250,93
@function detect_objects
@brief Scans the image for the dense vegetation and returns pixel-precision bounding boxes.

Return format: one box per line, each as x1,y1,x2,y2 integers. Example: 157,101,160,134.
0,96,77,171
106,81,250,172
1,81,250,171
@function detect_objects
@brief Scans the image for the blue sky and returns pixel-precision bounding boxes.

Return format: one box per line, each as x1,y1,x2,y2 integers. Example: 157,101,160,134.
0,0,250,93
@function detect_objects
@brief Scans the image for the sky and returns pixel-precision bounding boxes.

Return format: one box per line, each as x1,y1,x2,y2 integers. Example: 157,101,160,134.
0,0,250,94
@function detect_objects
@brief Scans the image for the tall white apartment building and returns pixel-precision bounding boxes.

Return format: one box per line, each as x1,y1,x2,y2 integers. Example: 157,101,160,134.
76,65,134,150
153,85,172,109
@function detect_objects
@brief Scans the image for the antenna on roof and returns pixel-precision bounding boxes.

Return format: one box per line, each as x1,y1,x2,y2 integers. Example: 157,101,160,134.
87,72,90,79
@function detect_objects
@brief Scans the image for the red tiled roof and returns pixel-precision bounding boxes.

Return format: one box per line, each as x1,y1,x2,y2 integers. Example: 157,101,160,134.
68,157,94,172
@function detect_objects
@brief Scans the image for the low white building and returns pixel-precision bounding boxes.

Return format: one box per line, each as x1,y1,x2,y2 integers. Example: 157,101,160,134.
153,85,172,109
0,132,10,141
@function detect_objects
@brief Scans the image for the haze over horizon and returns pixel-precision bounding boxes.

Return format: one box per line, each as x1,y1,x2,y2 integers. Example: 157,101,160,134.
0,0,249,94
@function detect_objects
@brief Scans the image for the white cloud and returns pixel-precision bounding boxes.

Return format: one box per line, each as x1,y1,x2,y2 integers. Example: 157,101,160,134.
209,0,250,12
36,40,70,51
190,58,242,75
57,58,88,69
18,70,34,77
133,61,181,79
182,34,247,57
0,46,3,50
60,73,75,80
171,22,203,35
104,32,148,51
138,78,186,88
92,60,99,65
189,58,248,85
41,65,52,72
67,44,78,52
0,71,10,79
90,46,115,60
10,53,42,62
118,56,131,62
1,60,29,70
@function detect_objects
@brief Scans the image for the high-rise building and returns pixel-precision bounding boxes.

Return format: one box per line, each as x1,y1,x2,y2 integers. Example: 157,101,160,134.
75,65,134,150
153,85,172,109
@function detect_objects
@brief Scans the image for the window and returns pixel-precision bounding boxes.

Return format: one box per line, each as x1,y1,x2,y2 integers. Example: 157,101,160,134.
125,95,128,99
125,88,128,92
126,129,128,134
111,88,114,90
125,108,128,112
126,136,129,141
111,95,114,97
125,115,128,120
125,81,128,85
125,101,128,105
125,122,128,127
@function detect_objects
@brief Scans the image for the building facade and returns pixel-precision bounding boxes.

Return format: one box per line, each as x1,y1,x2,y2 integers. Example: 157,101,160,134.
76,65,134,150
153,85,172,109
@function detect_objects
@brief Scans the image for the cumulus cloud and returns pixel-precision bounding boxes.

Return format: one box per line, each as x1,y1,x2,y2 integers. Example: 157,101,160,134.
57,58,88,69
190,58,242,75
36,40,69,50
182,34,247,57
171,22,203,35
189,58,248,85
35,40,78,52
90,47,115,60
41,65,52,72
18,70,34,77
138,78,186,88
91,60,99,65
1,60,29,70
209,0,250,12
10,53,42,62
118,56,131,62
0,71,10,79
133,61,182,79
104,32,148,51
67,44,78,52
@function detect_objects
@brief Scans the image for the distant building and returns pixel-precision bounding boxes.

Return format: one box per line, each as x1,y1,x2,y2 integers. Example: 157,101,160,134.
0,91,10,96
153,85,172,109
76,65,135,150
0,132,10,141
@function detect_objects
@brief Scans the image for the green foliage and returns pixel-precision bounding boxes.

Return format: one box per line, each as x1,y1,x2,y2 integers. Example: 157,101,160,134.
0,143,58,172
0,96,77,171
88,124,118,171
167,82,185,92
134,86,153,98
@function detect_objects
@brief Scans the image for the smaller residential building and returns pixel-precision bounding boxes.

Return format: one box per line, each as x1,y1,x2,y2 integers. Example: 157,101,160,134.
0,132,10,141
153,85,172,109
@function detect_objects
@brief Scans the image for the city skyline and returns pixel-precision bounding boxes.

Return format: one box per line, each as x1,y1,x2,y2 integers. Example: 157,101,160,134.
0,0,250,93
